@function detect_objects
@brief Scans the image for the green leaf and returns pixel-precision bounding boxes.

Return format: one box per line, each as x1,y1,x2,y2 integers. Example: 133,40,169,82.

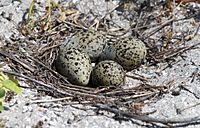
0,72,5,81
8,74,18,86
0,89,5,98
0,100,2,112
2,80,21,95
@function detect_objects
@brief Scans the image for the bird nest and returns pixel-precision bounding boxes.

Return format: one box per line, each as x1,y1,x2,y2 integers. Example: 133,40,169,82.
1,0,200,126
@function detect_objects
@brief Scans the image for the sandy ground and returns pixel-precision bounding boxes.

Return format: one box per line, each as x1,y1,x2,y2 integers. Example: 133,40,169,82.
1,0,200,128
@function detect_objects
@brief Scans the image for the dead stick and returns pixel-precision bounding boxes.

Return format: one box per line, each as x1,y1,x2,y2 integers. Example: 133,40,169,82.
95,103,200,124
0,51,35,72
143,18,174,39
1,70,107,100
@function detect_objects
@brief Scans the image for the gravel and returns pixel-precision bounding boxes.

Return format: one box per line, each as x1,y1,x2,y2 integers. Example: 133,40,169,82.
1,0,200,128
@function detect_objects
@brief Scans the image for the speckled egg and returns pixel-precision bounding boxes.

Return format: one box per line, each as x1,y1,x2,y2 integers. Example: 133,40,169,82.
55,48,92,86
91,60,125,87
61,30,107,62
100,37,146,71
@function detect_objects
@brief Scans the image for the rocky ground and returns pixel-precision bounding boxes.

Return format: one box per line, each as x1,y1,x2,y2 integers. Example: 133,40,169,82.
1,0,200,128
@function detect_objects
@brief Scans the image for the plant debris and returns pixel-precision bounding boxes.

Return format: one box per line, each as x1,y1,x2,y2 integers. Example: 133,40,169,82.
1,0,200,126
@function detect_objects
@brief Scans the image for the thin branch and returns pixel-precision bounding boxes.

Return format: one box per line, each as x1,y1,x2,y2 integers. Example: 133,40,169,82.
142,18,174,39
0,70,107,100
0,51,35,72
95,103,200,125
28,96,72,104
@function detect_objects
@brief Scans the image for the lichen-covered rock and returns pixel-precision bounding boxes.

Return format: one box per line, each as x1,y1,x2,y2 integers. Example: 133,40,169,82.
91,60,125,87
55,48,92,86
100,37,146,71
61,30,107,62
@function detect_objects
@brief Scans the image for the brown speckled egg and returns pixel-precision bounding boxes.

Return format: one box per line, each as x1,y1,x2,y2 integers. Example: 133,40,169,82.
55,48,92,86
61,30,107,62
91,60,125,87
100,37,146,71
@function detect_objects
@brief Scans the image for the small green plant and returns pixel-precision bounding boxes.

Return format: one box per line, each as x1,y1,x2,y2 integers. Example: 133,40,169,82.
0,72,21,112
